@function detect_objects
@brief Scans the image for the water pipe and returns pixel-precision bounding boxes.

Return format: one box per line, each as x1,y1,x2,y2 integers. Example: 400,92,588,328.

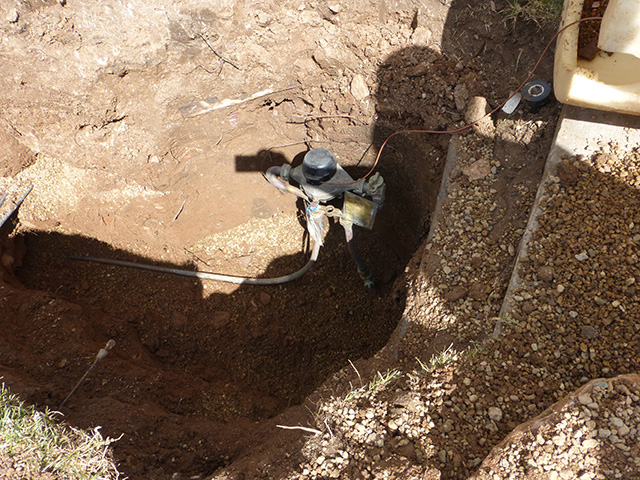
70,240,320,285
265,166,308,200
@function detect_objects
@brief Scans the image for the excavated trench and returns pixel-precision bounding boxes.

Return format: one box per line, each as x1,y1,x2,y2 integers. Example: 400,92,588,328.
7,133,447,479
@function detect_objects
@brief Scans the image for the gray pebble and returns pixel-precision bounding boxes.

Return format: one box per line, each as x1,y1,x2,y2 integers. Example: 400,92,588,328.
581,325,599,339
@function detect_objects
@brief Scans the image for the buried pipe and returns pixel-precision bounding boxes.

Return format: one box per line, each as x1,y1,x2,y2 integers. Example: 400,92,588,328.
70,240,321,286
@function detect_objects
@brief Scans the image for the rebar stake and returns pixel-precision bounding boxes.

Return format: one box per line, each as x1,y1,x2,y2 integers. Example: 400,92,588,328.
59,339,115,408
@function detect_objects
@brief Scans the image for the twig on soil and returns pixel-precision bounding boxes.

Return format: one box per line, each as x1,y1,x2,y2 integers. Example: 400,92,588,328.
287,114,360,124
276,425,322,435
198,34,241,70
348,359,363,387
355,142,374,168
173,198,187,221
192,64,222,76
179,83,299,118
324,418,334,439
169,146,180,163
266,140,329,151
514,48,524,77
184,247,210,266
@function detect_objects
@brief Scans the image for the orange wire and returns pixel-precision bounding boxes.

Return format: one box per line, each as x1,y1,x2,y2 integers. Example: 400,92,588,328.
325,16,603,186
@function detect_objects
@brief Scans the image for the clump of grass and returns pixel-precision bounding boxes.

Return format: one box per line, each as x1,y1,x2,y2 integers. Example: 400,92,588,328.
504,0,564,26
344,369,401,402
416,343,460,375
0,383,121,479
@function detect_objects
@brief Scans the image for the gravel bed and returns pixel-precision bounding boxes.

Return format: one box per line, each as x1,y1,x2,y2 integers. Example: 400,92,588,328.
471,375,640,480
274,139,640,480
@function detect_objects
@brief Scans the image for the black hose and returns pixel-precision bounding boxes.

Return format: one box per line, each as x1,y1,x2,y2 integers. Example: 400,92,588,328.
346,237,375,290
70,241,321,285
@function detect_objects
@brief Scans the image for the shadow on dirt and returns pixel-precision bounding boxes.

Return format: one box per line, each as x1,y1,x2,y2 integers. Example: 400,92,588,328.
5,199,407,478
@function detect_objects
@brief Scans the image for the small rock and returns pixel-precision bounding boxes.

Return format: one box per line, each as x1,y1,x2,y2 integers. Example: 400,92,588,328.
538,265,554,282
552,433,566,446
488,406,502,422
1,253,14,268
575,251,589,261
350,74,369,101
411,26,432,46
255,10,272,25
598,428,611,439
438,449,447,463
581,325,599,339
522,301,536,314
578,394,593,405
468,282,488,301
6,8,18,23
582,438,598,449
560,470,573,480
557,160,580,186
465,96,494,136
453,83,469,111
405,64,429,77
463,159,492,181
312,50,343,73
259,292,271,305
444,285,468,302
610,416,624,428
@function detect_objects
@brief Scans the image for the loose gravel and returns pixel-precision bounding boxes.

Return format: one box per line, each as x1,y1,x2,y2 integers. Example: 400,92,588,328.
278,140,640,479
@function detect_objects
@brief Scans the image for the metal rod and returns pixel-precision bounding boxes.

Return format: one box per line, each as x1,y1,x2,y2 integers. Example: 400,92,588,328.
0,184,34,230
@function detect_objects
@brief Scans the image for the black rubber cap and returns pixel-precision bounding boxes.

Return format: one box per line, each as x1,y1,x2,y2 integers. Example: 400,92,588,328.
302,148,338,184
522,80,552,113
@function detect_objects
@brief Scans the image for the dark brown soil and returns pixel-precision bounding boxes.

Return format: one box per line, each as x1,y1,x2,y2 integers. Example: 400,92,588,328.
578,0,609,60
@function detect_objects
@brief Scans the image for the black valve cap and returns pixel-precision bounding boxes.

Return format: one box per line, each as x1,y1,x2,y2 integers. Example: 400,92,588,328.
522,80,552,113
302,147,338,184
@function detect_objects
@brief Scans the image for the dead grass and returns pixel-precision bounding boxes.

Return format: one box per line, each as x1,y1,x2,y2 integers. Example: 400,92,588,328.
504,0,564,26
